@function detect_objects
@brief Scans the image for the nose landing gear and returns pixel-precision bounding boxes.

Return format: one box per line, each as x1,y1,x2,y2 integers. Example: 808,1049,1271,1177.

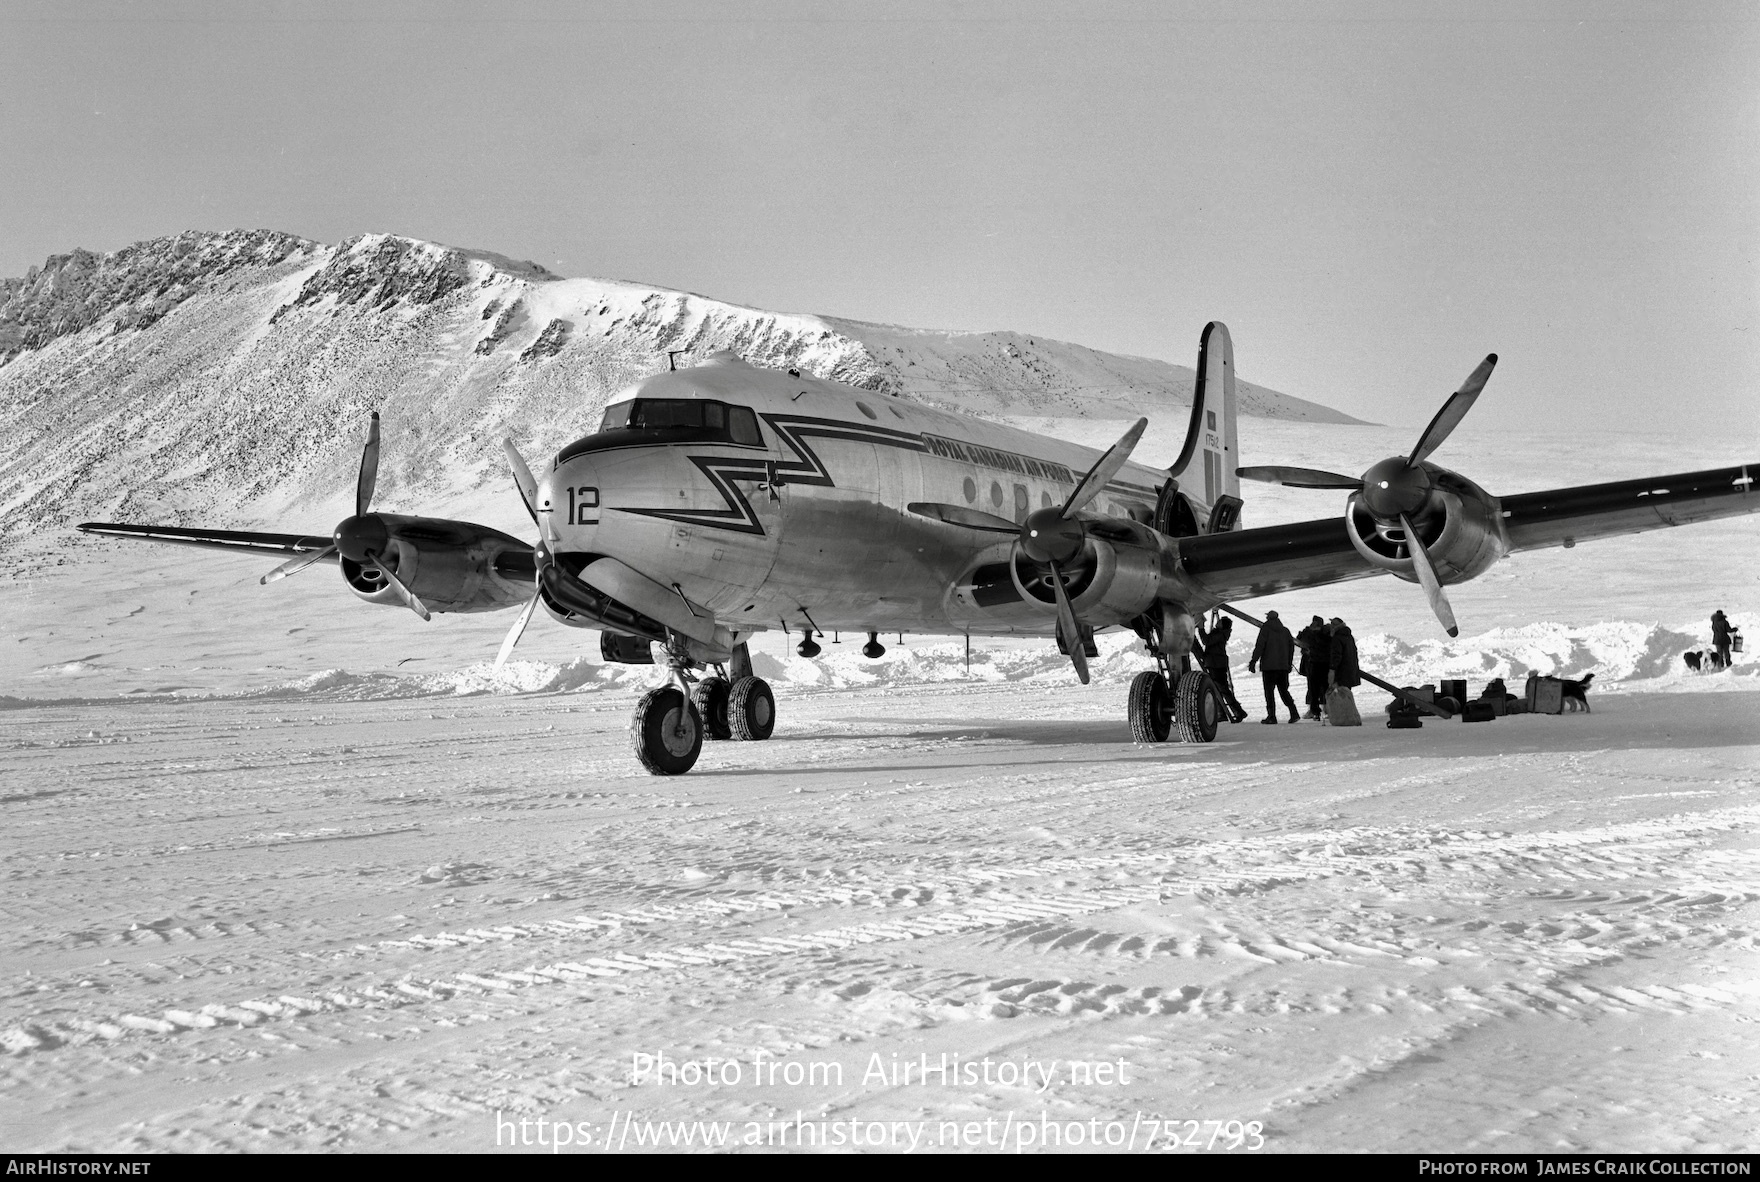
630,637,775,774
631,687,703,776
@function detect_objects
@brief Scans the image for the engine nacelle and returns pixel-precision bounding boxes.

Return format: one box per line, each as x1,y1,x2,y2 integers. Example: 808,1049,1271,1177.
339,513,534,613
1006,520,1171,625
1345,467,1506,586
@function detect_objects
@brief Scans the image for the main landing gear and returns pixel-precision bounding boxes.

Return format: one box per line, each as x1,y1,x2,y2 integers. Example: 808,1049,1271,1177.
1126,668,1224,744
630,637,774,775
1125,605,1224,744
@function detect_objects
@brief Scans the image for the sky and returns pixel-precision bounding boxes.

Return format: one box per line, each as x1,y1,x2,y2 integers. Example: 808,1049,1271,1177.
3,0,1756,436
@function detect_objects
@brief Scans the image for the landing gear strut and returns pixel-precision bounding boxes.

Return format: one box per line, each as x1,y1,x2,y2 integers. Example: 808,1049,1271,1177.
630,637,775,775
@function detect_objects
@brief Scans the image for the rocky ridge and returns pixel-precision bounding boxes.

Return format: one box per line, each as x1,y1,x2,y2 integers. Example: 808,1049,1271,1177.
0,229,1359,555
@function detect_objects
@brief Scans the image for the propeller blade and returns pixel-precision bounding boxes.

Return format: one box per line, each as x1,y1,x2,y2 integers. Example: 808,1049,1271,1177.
907,502,1019,532
366,547,431,621
260,544,336,585
1060,417,1148,519
356,411,381,518
1399,513,1459,637
493,592,542,672
503,438,540,525
1235,465,1363,490
1046,558,1090,685
1409,354,1496,466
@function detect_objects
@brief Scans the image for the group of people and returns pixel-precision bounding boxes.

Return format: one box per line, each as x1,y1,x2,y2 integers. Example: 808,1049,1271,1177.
1196,611,1360,725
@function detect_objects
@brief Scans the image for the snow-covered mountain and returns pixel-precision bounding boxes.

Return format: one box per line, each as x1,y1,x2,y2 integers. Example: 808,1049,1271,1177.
0,230,1357,551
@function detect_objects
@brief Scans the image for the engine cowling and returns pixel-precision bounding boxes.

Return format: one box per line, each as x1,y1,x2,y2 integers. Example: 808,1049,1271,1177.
1345,466,1506,586
338,512,533,613
1007,520,1172,624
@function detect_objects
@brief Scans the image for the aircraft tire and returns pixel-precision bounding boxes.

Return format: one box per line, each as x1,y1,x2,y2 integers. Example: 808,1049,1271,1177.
1127,670,1172,743
727,676,776,741
1172,671,1223,744
693,676,732,740
631,687,703,775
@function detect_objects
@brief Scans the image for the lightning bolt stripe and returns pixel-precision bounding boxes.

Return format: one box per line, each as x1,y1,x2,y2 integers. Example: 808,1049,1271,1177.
618,414,927,535
617,412,1155,536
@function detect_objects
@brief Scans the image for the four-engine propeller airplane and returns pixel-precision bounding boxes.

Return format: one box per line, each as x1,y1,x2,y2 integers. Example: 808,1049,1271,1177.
80,322,1758,774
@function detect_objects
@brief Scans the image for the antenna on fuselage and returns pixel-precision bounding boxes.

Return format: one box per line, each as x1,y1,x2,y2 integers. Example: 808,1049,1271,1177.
667,349,688,371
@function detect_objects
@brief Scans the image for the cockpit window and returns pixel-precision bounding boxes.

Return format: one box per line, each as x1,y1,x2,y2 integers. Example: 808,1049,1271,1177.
730,406,762,445
565,397,765,463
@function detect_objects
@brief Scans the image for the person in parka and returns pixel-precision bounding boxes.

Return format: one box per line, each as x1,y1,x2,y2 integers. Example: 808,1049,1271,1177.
1248,609,1301,724
1296,614,1331,719
1197,615,1250,724
1711,609,1734,669
1327,618,1361,689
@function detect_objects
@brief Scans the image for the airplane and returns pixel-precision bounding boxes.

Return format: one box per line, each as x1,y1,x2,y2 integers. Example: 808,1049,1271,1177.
79,322,1758,775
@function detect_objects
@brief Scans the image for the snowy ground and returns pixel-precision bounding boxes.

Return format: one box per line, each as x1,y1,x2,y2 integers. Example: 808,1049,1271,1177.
2,419,1757,1153
3,680,1757,1153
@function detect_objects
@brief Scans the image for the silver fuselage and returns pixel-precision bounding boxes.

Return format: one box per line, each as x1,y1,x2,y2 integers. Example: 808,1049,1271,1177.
535,356,1209,639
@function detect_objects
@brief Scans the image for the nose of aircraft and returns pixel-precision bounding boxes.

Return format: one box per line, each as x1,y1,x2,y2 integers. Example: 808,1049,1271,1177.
538,457,598,538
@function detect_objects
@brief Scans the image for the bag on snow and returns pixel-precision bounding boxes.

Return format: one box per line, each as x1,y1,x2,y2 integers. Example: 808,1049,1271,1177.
1325,685,1362,726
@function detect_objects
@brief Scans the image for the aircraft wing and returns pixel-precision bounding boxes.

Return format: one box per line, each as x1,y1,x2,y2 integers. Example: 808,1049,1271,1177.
1497,463,1757,552
1177,461,1759,603
1177,517,1376,602
77,522,337,559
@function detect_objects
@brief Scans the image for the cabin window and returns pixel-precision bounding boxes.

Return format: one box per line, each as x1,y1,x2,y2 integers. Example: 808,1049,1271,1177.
962,477,977,503
856,401,878,420
989,481,1004,508
1041,491,1053,509
1013,484,1029,523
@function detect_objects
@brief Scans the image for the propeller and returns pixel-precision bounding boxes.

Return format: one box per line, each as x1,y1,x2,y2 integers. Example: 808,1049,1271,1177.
493,439,549,671
1401,512,1457,636
493,585,542,672
915,418,1149,683
504,438,540,525
1237,356,1496,637
1233,465,1361,490
257,411,427,620
369,550,431,621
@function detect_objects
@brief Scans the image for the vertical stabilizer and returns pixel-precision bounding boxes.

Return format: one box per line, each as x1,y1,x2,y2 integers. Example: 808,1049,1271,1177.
1169,322,1242,531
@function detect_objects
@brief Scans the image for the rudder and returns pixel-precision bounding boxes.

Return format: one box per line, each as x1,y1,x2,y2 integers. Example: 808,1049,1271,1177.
1170,322,1242,532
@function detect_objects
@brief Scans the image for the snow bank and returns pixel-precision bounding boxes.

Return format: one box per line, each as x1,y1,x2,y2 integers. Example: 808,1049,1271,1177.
38,612,1747,706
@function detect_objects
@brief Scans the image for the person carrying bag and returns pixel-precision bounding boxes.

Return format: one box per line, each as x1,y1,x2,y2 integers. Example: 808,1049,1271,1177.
1325,617,1363,726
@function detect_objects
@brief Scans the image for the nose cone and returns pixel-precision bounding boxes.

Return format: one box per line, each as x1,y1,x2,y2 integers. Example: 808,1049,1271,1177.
334,513,389,562
1360,457,1433,519
1021,507,1084,564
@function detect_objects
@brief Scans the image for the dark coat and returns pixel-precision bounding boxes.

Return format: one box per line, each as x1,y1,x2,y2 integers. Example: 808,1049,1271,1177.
1712,611,1732,642
1251,618,1296,672
1329,625,1361,687
1297,624,1331,677
1200,619,1233,673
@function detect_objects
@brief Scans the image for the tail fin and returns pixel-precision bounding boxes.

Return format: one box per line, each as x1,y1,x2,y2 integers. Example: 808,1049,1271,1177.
1169,321,1242,531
